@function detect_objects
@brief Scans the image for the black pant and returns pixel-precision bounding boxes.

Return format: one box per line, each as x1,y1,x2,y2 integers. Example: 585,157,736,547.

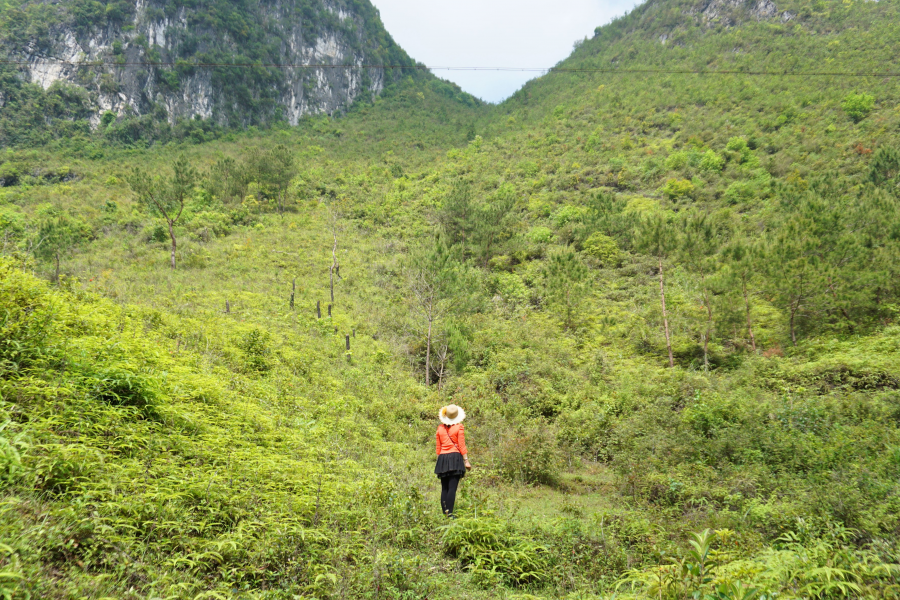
440,475,462,516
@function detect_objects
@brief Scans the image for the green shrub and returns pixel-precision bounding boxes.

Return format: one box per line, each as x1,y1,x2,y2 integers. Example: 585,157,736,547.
74,362,160,409
237,328,271,372
665,149,700,171
551,204,587,227
661,178,695,200
582,232,622,267
0,420,26,484
144,223,169,243
665,150,689,170
725,137,748,153
526,226,554,244
723,180,757,204
699,150,726,173
0,258,56,376
0,162,21,186
557,404,612,460
725,137,759,166
497,425,562,485
842,93,875,123
440,517,550,586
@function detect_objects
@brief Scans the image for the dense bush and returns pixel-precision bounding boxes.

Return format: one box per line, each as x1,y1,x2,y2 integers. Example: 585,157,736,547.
441,517,550,587
497,425,562,486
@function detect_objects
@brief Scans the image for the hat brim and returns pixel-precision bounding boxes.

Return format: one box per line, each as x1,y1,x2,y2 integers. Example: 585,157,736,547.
439,407,466,425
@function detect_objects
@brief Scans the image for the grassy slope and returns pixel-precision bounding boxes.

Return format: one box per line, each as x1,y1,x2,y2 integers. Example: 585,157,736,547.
1,0,900,598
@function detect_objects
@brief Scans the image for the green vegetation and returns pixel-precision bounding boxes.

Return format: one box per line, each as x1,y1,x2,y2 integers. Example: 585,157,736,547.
1,0,900,597
0,0,481,146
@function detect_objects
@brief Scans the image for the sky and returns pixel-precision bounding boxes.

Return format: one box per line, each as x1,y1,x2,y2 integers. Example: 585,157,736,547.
370,0,641,104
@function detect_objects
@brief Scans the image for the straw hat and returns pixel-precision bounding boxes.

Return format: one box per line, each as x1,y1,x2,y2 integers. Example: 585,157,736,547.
439,404,466,426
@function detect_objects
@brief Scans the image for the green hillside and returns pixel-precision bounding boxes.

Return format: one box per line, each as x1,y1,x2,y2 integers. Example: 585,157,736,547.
0,0,482,147
1,0,900,598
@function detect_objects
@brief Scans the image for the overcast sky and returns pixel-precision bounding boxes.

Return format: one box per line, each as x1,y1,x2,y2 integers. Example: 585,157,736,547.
370,0,641,104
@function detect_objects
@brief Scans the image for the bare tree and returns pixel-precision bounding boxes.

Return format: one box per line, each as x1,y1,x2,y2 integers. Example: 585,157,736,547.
432,339,451,390
635,215,677,367
327,204,344,303
407,241,454,385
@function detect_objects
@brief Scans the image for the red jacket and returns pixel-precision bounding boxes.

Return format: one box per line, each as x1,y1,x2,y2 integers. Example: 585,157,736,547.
436,423,467,456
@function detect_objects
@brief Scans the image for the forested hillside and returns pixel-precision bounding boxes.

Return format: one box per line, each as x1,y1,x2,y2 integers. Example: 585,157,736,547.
0,0,480,146
1,0,900,598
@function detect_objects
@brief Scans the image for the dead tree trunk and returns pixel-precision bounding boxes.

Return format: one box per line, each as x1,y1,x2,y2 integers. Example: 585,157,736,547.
742,275,757,352
702,286,712,371
659,257,674,368
167,219,177,269
434,343,450,390
330,228,338,303
789,301,799,346
827,277,854,330
425,315,433,386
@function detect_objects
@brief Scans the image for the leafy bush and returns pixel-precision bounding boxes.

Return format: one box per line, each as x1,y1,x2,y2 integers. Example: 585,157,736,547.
526,226,554,244
497,425,562,485
237,328,271,372
557,404,612,460
661,178,695,200
551,204,587,227
75,365,159,409
582,232,622,267
620,527,900,600
723,180,758,204
699,150,726,173
665,149,700,171
0,420,26,484
0,259,56,376
724,137,759,168
441,517,550,586
842,93,875,123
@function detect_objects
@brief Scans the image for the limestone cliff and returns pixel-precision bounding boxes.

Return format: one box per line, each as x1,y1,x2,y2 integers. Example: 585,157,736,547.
2,0,418,127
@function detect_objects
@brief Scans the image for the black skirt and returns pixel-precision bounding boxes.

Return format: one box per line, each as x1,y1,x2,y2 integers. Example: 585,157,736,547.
435,452,466,478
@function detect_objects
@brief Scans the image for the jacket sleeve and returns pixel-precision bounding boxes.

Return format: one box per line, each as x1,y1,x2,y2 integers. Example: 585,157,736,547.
456,425,467,456
436,428,441,456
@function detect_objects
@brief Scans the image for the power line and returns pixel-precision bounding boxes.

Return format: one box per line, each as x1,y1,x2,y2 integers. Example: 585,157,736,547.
1,59,899,78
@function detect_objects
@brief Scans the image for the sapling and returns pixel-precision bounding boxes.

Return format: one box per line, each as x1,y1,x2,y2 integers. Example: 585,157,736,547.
127,154,198,270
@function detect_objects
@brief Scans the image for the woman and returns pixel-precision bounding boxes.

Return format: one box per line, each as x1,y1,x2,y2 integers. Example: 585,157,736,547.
434,404,471,517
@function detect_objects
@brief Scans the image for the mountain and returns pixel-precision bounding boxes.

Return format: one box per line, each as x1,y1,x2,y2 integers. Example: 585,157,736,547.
0,0,461,144
1,0,900,598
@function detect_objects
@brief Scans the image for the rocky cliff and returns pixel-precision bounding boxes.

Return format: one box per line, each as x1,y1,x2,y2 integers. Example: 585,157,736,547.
1,0,418,128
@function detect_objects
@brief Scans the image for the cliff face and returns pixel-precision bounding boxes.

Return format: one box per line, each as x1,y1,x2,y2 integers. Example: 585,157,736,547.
4,0,415,127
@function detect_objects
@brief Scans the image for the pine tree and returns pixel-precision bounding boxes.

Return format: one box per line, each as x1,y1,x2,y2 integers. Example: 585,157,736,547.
678,211,722,370
544,250,590,331
764,209,826,346
635,214,678,367
869,146,900,189
438,181,519,267
33,215,89,283
722,238,760,353
439,180,474,247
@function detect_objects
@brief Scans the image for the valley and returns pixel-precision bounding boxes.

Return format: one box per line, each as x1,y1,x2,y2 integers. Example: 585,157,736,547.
1,0,900,598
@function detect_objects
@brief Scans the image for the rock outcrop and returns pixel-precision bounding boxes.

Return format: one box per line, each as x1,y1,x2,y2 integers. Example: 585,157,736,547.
5,0,414,126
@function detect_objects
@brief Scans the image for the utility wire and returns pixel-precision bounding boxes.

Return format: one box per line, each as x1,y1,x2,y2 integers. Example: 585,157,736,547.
1,59,899,77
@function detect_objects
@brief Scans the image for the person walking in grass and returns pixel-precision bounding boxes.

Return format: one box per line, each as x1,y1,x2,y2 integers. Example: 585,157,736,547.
435,404,471,517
